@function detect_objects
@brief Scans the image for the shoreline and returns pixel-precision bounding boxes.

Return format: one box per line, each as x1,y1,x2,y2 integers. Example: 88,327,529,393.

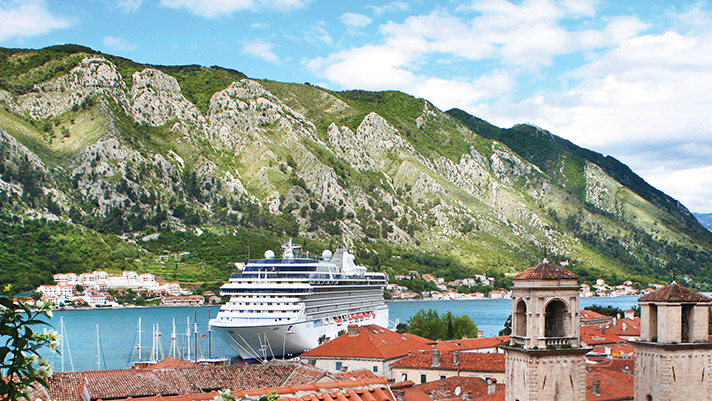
53,294,647,310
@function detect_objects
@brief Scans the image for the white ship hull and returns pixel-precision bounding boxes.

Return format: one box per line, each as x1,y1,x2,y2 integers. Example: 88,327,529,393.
209,241,389,361
212,307,389,360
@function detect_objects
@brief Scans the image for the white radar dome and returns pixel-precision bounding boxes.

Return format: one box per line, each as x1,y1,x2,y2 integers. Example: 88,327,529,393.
322,250,332,261
264,250,275,259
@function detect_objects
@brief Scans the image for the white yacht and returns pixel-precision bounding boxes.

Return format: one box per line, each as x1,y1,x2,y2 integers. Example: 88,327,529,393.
209,240,389,361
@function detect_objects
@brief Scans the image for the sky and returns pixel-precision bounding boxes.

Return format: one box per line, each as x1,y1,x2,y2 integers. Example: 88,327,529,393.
1,0,711,213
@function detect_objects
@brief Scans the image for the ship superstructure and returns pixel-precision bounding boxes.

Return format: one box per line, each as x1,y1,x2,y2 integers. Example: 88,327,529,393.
209,240,389,361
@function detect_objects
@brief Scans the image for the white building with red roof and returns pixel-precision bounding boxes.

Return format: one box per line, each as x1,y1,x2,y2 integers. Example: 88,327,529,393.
300,325,433,379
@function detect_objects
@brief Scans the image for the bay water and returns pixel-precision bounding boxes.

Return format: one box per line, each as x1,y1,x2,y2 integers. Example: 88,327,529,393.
43,296,640,372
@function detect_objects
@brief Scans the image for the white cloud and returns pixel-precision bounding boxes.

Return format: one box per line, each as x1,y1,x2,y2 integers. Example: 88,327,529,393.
0,0,73,42
368,1,409,16
241,38,281,64
102,36,137,51
117,0,142,13
644,165,712,213
340,12,372,28
159,0,306,18
251,22,269,29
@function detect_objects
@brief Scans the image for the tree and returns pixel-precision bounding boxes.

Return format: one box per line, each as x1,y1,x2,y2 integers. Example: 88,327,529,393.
499,314,512,336
406,309,478,341
318,334,330,345
1,290,59,400
407,309,445,340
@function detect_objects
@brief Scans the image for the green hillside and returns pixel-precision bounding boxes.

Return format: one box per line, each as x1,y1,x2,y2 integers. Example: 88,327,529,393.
1,44,711,294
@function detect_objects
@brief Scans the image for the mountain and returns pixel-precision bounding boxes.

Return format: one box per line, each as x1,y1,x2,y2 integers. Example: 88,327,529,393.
694,213,712,232
1,44,711,292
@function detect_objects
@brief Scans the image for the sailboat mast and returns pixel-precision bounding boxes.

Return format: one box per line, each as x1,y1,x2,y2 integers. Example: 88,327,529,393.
208,306,212,359
138,317,142,361
171,318,176,358
186,316,190,361
60,316,65,372
193,306,198,362
96,325,100,370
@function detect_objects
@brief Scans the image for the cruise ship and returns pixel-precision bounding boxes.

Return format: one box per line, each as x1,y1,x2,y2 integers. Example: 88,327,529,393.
209,240,389,361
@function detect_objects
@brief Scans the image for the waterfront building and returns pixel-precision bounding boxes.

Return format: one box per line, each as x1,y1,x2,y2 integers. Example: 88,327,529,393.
161,295,204,306
504,260,588,401
633,282,712,400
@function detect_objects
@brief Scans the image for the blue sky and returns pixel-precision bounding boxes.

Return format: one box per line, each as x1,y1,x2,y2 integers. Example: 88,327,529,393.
1,0,712,213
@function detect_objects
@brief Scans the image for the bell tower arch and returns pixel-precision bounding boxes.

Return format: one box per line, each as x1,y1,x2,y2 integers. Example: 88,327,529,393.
504,260,588,401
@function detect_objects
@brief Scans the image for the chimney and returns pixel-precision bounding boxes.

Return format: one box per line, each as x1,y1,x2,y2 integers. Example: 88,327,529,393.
347,324,358,337
624,309,634,320
437,381,445,394
453,350,460,366
622,366,631,375
592,379,601,396
622,322,628,332
395,390,405,401
432,349,441,367
486,378,497,395
477,330,484,338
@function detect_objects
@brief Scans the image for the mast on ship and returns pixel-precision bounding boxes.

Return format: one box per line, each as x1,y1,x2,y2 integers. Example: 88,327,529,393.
281,238,301,259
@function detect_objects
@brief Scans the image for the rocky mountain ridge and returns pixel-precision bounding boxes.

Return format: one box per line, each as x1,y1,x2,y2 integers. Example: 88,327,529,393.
1,45,711,290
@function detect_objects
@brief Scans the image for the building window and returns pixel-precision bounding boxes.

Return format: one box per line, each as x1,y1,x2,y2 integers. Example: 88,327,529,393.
335,361,342,371
420,374,427,384
373,366,378,373
401,373,408,382
440,375,446,380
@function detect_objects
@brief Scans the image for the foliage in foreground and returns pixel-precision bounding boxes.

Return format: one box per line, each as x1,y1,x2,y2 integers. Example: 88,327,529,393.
0,289,58,401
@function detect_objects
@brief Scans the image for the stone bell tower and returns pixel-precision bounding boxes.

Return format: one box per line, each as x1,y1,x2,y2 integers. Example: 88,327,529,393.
503,260,589,401
633,282,712,400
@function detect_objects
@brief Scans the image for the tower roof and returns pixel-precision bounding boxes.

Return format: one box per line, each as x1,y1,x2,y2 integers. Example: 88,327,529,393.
514,260,578,280
638,282,711,303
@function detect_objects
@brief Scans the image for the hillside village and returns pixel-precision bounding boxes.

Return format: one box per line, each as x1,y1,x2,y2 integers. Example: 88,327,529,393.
29,260,709,401
35,270,220,307
34,267,663,308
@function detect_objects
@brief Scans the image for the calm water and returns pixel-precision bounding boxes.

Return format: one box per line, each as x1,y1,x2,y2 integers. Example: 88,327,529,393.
43,296,641,372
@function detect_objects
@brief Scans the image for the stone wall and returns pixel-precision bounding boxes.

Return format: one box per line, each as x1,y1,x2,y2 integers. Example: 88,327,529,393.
634,343,712,401
505,349,587,401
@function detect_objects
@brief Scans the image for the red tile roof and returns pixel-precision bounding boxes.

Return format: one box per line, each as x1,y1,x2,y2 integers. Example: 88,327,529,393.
580,327,626,346
102,378,394,401
586,368,634,400
301,325,432,360
514,261,578,280
399,377,504,401
338,370,378,381
144,357,200,370
40,361,333,401
603,318,640,337
588,358,635,376
435,337,508,352
390,350,504,372
638,282,711,303
230,377,394,401
580,310,610,320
